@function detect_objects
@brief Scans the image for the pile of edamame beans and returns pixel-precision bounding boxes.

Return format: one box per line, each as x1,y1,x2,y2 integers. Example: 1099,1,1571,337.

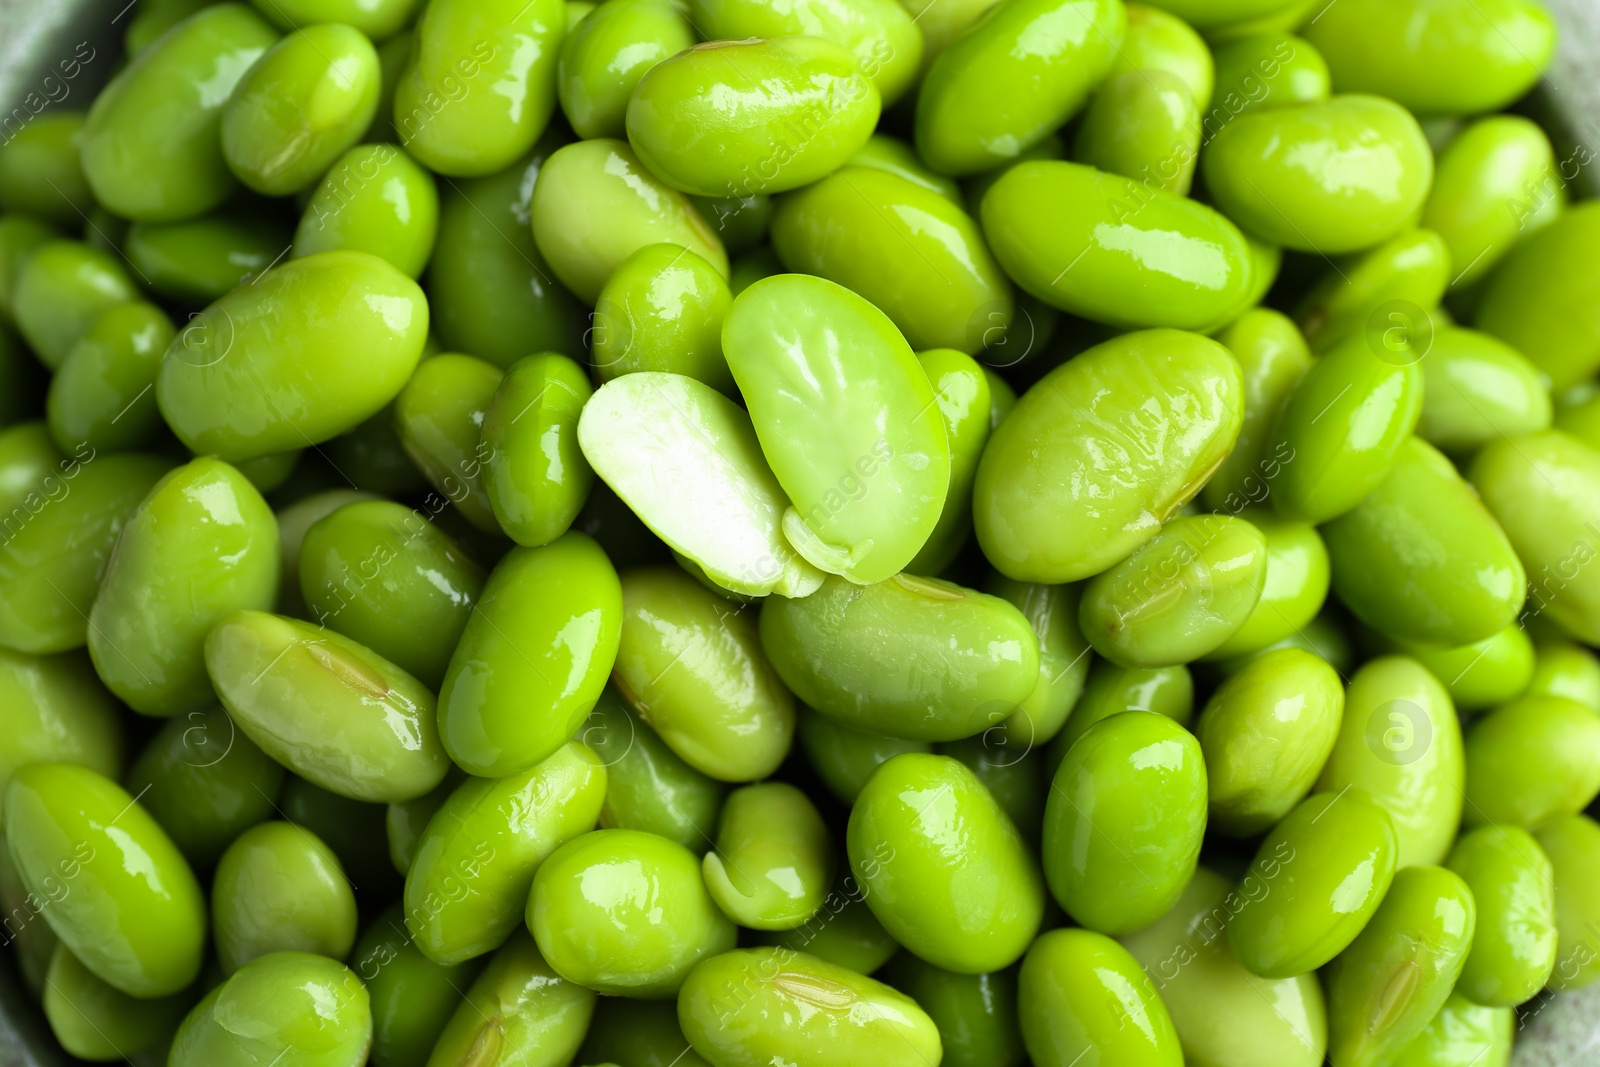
2,0,1599,1064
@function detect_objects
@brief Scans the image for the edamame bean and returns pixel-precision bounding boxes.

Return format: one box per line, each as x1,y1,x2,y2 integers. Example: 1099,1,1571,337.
42,942,191,1061
627,38,880,198
771,168,1013,355
1323,437,1526,646
89,457,280,717
1263,335,1424,525
532,138,728,303
1074,70,1201,195
981,162,1254,328
4,763,206,997
250,0,420,38
882,954,1024,1067
1044,710,1206,934
1202,95,1433,254
394,352,503,533
1227,791,1399,978
975,328,1243,582
724,274,950,583
796,707,931,804
1528,641,1600,712
559,0,694,140
46,303,172,453
11,240,138,370
205,610,450,803
1476,202,1600,392
81,4,281,221
1018,927,1183,1067
212,821,358,974
582,688,726,851
222,25,380,196
294,144,440,279
1470,430,1600,644
298,499,486,688
282,776,402,899
1120,866,1328,1067
425,930,594,1067
1463,694,1600,831
1536,813,1600,991
158,251,429,462
916,0,1126,176
906,349,993,574
592,243,734,392
1416,328,1553,452
1323,865,1476,1067
762,572,1039,741
755,880,902,977
1318,656,1463,867
167,952,372,1067
1393,992,1513,1067
1197,648,1343,836
983,576,1089,745
1422,116,1563,290
0,113,94,228
1372,624,1536,713
703,782,832,930
1205,508,1329,660
529,828,737,997
578,372,824,598
427,137,586,365
350,905,475,1067
692,0,924,106
438,533,620,778
394,0,564,177
850,753,1044,973
0,450,170,654
1447,825,1558,1006
1207,33,1329,131
615,566,794,782
1296,229,1450,355
405,743,605,966
1080,514,1268,667
1302,0,1555,116
0,647,123,821
126,706,285,868
1200,309,1312,512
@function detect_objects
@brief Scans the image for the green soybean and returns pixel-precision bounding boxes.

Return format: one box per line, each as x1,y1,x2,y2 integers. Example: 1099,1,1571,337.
0,113,94,228
221,24,380,196
724,274,951,583
1323,865,1476,1067
582,688,726,851
907,348,994,574
167,952,371,1067
1446,825,1557,1006
1463,694,1600,831
81,4,280,221
404,743,605,966
212,821,357,974
1207,33,1330,129
761,572,1040,742
882,954,1024,1067
1017,927,1183,1067
11,240,138,371
1528,640,1600,712
1202,95,1433,254
796,706,931,804
1227,790,1399,979
771,167,1014,355
1323,437,1526,646
4,762,206,997
125,706,286,868
1422,115,1563,290
1295,229,1450,355
981,162,1254,329
45,303,169,455
158,251,429,462
531,138,728,304
558,0,695,140
393,352,503,533
1471,430,1600,644
615,566,795,782
350,905,475,1067
425,930,594,1067
1048,660,1194,767
1537,813,1600,991
849,753,1044,973
626,37,880,198
983,576,1089,745
1302,0,1555,116
755,882,902,977
89,457,280,717
974,329,1243,582
1372,624,1536,714
298,499,486,688
1264,334,1424,525
126,212,290,302
1043,710,1207,935
1416,328,1553,453
294,144,440,279
916,0,1126,176
529,828,737,997
394,0,564,177
205,610,450,803
1393,993,1513,1067
703,782,832,930
438,533,621,778
0,646,123,821
678,947,943,1067
1073,70,1202,195
1080,514,1269,667
592,243,735,392
1200,309,1313,512
41,943,191,1062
